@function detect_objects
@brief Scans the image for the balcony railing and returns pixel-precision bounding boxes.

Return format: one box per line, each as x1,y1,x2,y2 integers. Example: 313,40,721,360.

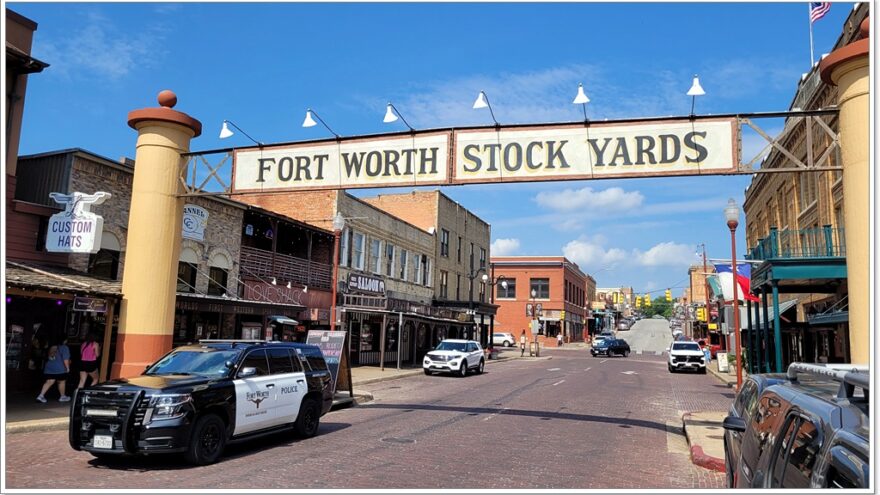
748,226,845,261
240,245,332,290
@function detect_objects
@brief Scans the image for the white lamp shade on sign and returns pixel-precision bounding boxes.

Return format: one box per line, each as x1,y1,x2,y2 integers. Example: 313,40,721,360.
383,103,398,123
332,212,346,231
687,75,706,96
573,83,590,104
724,198,740,224
219,121,234,139
302,110,317,128
473,91,489,109
500,280,509,290
481,273,489,282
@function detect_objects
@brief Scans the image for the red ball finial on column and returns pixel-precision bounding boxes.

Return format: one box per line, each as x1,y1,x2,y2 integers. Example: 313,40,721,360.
157,90,177,108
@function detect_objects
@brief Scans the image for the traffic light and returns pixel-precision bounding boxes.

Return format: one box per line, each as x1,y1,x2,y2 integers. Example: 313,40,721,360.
635,296,642,308
613,292,619,304
697,307,707,321
644,294,652,307
665,289,672,302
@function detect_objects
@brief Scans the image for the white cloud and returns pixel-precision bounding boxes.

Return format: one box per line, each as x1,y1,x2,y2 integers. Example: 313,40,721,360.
39,11,167,80
535,186,643,212
561,236,627,270
491,238,521,256
634,242,696,267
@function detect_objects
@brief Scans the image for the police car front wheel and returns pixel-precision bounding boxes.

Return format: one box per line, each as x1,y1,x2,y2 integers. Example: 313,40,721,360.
185,413,227,465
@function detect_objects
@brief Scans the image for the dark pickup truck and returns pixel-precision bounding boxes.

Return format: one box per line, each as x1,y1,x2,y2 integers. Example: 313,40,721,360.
69,340,334,465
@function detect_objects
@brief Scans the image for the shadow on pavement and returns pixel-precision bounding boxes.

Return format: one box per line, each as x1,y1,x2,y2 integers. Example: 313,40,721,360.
364,403,672,433
84,422,352,471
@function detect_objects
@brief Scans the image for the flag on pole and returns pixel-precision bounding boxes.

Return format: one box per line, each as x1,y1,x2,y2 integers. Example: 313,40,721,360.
713,263,760,302
810,2,831,23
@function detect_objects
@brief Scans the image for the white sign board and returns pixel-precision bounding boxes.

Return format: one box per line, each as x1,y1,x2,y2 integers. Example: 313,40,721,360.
182,204,209,241
234,132,449,192
45,191,110,253
230,118,738,193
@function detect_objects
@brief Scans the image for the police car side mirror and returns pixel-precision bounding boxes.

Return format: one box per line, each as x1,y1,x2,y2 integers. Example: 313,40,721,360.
722,415,747,433
238,367,257,378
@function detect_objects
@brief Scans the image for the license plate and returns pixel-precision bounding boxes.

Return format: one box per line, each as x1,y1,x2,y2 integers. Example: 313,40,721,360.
93,435,113,449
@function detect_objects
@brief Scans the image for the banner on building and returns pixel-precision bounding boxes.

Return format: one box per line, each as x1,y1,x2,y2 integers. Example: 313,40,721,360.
182,204,209,241
45,191,110,253
231,118,739,193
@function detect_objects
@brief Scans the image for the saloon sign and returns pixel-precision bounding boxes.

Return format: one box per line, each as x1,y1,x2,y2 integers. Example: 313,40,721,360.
348,273,385,295
232,118,738,192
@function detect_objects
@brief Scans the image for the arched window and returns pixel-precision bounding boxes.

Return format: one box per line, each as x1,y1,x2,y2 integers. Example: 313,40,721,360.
207,251,231,296
88,233,122,280
177,246,199,293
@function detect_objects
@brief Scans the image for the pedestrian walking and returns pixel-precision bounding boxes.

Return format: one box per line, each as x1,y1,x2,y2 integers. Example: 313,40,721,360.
557,332,564,347
77,333,101,390
520,330,527,357
37,337,71,403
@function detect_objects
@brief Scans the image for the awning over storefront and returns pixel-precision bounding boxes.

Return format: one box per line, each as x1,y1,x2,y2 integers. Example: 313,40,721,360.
175,293,305,316
268,315,299,325
6,260,121,297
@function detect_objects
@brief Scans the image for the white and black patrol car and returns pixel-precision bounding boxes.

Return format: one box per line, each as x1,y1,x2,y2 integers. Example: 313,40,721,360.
69,340,334,465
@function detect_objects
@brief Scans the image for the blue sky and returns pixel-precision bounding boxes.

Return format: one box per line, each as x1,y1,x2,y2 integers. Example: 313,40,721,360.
11,2,855,297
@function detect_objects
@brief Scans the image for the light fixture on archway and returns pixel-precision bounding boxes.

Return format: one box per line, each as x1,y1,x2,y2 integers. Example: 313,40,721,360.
302,109,340,139
687,75,706,117
573,83,590,122
218,120,263,147
472,91,499,127
383,102,415,132
286,281,292,289
271,277,277,285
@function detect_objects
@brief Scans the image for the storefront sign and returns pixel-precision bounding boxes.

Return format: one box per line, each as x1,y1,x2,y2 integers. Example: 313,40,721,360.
230,119,738,193
305,331,346,393
182,204,209,241
73,296,107,313
46,191,110,253
348,273,386,295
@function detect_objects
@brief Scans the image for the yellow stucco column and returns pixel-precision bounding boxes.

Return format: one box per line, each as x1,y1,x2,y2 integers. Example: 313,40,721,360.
111,90,202,378
820,19,870,365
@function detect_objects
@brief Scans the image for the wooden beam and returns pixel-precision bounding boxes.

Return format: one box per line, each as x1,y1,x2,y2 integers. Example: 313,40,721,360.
98,298,115,383
5,287,76,300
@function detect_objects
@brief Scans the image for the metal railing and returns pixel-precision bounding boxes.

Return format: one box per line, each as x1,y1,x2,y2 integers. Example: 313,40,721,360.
748,225,845,261
239,245,332,289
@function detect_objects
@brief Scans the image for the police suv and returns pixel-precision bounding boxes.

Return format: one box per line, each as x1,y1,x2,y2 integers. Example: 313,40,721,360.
69,340,334,465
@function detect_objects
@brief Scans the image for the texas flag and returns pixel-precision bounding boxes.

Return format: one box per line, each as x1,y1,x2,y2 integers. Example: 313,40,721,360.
714,263,760,302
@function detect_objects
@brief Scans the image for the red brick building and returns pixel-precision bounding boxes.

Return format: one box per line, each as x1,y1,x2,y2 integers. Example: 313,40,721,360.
490,256,588,347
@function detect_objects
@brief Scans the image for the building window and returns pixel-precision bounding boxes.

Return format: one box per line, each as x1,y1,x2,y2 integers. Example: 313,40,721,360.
88,249,120,280
414,254,423,284
36,217,48,251
399,249,409,280
440,229,450,257
498,278,516,299
177,262,197,293
207,267,229,296
457,236,462,263
440,270,448,298
422,257,430,286
352,231,365,270
530,278,550,299
339,228,350,267
479,247,486,269
479,281,486,303
469,242,474,271
385,243,395,278
456,274,461,300
370,238,382,274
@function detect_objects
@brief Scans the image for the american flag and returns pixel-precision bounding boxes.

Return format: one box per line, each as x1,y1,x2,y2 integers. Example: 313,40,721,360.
810,2,831,23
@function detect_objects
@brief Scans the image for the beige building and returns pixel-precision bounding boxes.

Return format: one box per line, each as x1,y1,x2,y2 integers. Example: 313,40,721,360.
741,3,867,370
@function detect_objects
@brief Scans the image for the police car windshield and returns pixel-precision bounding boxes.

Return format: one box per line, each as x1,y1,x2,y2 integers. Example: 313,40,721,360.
146,348,242,377
435,341,468,352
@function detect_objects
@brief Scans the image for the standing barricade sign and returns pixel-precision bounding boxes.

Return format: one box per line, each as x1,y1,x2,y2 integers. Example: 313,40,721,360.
306,331,347,393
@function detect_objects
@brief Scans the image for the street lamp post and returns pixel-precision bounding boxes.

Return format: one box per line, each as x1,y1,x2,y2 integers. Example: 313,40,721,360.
466,266,488,344
330,212,346,332
484,272,508,352
530,288,539,357
725,198,743,390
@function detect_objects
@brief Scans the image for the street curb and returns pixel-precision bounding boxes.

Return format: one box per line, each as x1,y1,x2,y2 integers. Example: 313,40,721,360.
6,417,69,434
707,365,736,388
681,412,726,473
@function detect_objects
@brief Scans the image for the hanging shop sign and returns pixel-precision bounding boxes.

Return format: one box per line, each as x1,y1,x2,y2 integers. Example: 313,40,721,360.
348,273,386,295
73,296,108,313
182,204,209,241
46,191,111,253
230,118,738,193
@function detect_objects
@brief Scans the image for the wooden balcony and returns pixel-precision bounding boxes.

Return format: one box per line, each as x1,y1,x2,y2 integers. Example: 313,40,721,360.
240,245,332,290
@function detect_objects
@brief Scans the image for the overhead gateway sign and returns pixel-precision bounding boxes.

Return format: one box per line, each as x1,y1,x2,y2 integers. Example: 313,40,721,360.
231,118,738,193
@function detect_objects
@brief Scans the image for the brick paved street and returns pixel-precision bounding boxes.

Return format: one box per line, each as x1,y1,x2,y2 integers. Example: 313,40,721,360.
4,344,731,490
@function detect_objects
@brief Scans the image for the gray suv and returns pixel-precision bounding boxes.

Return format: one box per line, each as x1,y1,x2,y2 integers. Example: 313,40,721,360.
723,363,869,488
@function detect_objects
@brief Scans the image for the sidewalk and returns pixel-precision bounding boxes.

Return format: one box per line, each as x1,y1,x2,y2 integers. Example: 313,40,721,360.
681,411,727,472
706,361,740,389
4,347,547,433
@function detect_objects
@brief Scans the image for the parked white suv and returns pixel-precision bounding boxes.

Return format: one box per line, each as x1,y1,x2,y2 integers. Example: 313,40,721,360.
492,332,516,347
423,339,484,377
667,341,706,373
